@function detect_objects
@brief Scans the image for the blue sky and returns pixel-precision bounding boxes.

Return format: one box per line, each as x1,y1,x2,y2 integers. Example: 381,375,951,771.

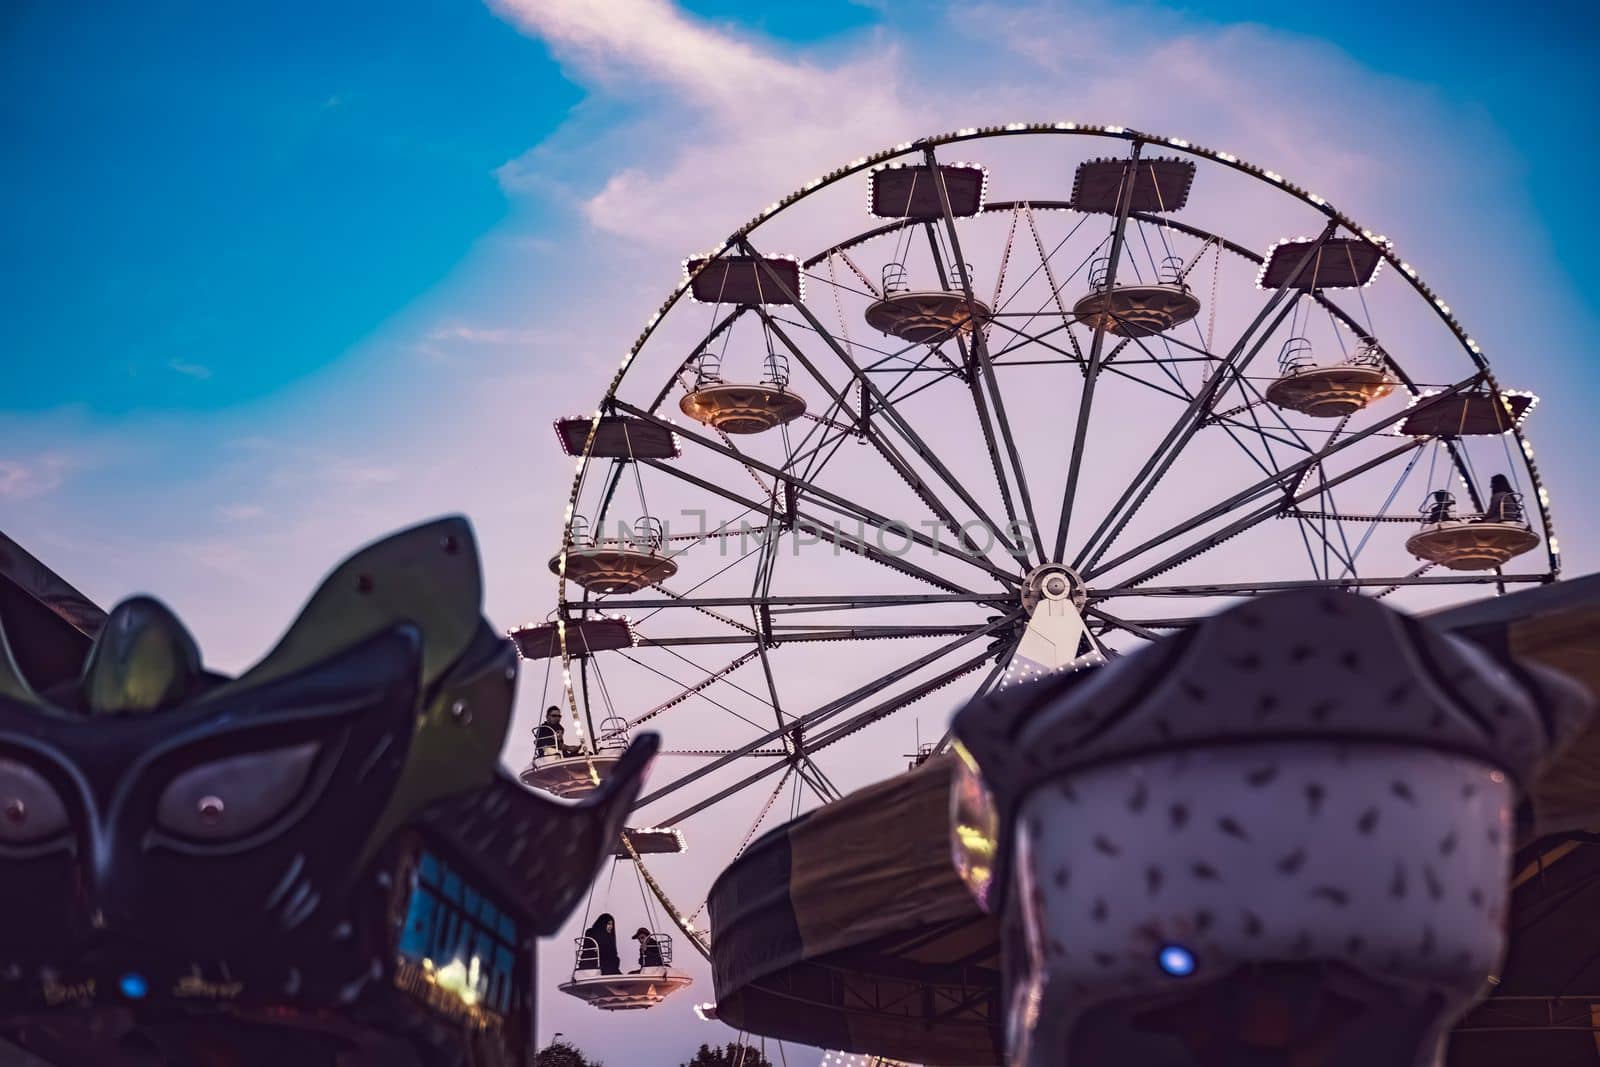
4,1,1595,415
4,2,1599,1064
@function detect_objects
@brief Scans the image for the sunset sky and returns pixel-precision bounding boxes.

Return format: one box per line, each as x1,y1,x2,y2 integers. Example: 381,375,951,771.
4,1,1598,1062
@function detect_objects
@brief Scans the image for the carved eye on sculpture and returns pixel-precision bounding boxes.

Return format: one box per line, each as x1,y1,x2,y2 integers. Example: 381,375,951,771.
0,757,71,845
155,742,320,842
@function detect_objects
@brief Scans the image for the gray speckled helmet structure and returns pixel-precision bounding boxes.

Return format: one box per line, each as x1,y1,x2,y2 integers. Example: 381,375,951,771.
950,589,1589,1067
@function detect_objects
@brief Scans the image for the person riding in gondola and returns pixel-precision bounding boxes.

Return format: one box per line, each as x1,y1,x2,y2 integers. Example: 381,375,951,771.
632,927,664,970
1478,474,1525,524
536,705,582,758
1421,489,1456,525
582,914,621,975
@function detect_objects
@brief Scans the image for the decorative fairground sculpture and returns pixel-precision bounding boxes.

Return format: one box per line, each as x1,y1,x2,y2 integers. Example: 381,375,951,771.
950,589,1590,1067
0,517,657,1067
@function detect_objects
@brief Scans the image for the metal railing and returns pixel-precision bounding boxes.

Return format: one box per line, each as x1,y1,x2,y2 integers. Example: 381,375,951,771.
1277,337,1315,376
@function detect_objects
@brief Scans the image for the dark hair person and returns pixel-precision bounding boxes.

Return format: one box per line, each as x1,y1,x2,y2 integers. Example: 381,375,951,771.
583,913,621,975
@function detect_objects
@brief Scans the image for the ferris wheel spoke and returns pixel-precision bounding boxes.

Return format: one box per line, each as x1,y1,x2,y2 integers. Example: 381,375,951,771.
1081,373,1481,582
633,612,1020,812
1098,437,1426,591
636,625,995,647
1090,573,1547,599
655,644,997,828
921,145,1046,565
742,241,1031,570
600,592,1000,611
926,247,1032,565
1073,219,1344,572
1082,605,1170,642
747,516,825,800
625,412,1015,587
1053,142,1146,563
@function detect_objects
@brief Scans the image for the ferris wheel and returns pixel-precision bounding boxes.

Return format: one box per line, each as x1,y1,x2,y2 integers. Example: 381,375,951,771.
514,123,1557,1008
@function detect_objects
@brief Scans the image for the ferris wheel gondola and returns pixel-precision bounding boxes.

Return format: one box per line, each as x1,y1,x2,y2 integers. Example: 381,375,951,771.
520,715,633,799
558,831,694,1012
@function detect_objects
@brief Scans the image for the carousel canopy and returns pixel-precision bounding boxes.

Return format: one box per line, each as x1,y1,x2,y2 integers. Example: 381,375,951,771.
709,574,1600,1066
708,755,1002,1066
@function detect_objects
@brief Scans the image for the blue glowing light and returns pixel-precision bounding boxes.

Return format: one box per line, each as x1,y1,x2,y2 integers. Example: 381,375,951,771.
1157,945,1196,977
119,973,149,999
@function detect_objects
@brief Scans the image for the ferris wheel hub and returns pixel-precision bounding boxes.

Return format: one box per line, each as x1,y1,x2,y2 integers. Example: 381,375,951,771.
1007,564,1103,683
1021,563,1087,614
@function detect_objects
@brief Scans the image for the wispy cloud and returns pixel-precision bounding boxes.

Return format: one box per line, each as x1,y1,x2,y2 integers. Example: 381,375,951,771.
0,454,68,498
426,324,546,345
323,461,402,488
167,357,213,380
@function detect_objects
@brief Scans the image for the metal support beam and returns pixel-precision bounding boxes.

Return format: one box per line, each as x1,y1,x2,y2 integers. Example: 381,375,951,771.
1054,140,1144,562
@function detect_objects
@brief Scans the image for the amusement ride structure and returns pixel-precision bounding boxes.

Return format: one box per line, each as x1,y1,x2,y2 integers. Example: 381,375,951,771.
514,122,1558,1033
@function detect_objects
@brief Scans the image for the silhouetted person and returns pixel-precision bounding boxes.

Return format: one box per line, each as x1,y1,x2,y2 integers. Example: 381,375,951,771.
583,913,620,975
537,706,581,758
633,927,664,970
1421,489,1456,525
1480,474,1524,524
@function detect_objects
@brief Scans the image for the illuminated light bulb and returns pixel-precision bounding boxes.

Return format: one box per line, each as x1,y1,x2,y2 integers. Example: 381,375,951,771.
1157,944,1197,977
